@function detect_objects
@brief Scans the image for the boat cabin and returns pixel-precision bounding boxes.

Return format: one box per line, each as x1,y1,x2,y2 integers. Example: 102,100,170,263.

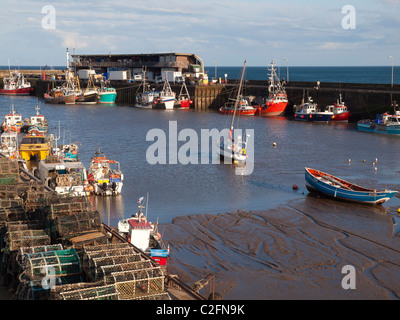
127,216,153,252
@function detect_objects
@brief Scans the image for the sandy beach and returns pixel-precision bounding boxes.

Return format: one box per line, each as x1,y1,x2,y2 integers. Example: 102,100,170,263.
162,195,400,300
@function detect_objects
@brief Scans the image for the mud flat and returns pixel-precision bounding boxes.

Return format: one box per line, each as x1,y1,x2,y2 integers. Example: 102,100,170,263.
161,196,400,300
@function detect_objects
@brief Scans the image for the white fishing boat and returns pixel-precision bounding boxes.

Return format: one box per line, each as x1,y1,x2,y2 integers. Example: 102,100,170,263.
216,60,251,166
117,196,169,266
24,102,48,134
0,130,19,159
34,154,90,196
88,149,123,195
154,78,176,110
1,104,24,133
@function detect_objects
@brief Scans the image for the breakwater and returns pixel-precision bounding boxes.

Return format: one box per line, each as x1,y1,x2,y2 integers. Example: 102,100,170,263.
32,79,400,121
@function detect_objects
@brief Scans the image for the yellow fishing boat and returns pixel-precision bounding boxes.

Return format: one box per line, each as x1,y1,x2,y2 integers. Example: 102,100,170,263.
19,133,53,162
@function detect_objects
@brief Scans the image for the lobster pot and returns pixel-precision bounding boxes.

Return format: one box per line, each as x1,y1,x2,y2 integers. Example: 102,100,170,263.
44,194,88,206
90,254,142,281
100,260,154,279
106,268,165,300
6,220,45,232
24,248,81,280
59,284,119,300
0,199,23,209
55,173,82,187
7,229,50,252
17,244,63,269
55,211,102,237
0,184,18,199
0,158,19,173
15,275,83,300
83,243,130,253
83,247,136,270
0,206,27,225
48,202,93,220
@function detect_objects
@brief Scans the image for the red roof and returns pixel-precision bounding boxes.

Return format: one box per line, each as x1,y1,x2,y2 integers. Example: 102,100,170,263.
128,218,152,229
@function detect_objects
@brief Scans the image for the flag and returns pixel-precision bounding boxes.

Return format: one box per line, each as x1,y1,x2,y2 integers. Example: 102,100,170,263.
137,197,144,203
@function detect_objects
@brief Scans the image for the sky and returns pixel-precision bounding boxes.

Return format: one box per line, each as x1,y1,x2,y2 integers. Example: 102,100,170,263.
0,0,399,67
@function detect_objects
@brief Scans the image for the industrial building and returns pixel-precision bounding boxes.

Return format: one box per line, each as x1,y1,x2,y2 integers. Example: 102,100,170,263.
71,52,204,81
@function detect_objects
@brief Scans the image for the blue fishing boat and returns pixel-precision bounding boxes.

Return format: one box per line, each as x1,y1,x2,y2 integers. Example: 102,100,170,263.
294,97,333,122
97,81,117,104
305,167,397,205
357,111,400,134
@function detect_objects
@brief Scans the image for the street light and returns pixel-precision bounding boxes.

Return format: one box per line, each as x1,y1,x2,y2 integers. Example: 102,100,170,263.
283,58,289,83
389,56,394,88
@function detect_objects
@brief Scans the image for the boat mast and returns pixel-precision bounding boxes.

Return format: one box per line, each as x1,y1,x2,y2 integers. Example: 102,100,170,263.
230,60,246,131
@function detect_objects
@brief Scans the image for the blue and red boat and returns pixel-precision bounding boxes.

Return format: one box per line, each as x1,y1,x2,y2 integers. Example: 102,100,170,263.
305,167,397,205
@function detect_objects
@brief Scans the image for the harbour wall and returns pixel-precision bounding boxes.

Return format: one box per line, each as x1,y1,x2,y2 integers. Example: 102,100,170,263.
31,79,400,122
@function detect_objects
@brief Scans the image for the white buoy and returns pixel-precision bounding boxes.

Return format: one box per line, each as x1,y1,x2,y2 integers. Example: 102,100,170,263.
273,142,277,147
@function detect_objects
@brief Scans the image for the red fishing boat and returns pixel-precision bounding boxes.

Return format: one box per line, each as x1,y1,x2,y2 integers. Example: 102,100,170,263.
219,96,256,116
255,60,288,116
0,70,33,96
325,94,350,122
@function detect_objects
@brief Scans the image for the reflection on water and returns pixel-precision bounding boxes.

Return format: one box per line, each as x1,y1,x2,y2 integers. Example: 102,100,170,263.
3,95,400,227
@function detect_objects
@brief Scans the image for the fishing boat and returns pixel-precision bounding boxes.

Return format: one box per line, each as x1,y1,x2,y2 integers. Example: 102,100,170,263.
24,102,48,134
326,94,350,122
44,70,77,105
19,133,53,162
305,167,397,205
87,149,124,195
1,104,24,133
153,78,176,110
219,96,257,116
0,70,33,96
0,130,19,159
34,153,90,196
255,60,288,116
175,82,193,109
117,196,169,266
294,97,333,122
135,70,159,109
76,75,98,104
357,109,400,134
97,81,117,104
217,61,251,166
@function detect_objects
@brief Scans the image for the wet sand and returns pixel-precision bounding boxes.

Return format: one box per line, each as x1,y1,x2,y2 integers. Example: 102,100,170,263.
161,196,400,300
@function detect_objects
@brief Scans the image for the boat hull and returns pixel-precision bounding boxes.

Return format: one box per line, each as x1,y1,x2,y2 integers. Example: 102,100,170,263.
77,91,98,104
219,108,256,116
305,167,397,205
0,87,33,96
294,112,333,122
256,101,288,116
330,111,350,122
44,93,76,105
98,92,117,104
357,121,400,134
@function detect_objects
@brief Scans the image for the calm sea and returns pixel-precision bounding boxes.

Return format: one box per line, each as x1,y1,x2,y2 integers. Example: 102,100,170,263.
1,95,400,228
1,65,399,85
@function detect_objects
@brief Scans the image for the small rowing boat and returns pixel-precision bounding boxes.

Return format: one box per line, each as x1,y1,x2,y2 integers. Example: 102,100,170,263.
305,167,397,205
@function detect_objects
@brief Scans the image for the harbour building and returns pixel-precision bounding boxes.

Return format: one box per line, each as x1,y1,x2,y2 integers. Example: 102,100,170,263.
71,52,204,81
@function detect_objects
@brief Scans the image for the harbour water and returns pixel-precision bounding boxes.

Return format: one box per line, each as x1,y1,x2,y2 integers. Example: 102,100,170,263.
2,93,400,299
2,94,400,225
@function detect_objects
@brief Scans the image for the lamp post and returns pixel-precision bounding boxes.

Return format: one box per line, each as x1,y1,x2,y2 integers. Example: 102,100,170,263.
283,58,289,83
389,56,394,88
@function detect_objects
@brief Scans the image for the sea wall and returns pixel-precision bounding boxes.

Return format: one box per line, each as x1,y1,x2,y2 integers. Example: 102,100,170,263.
32,79,400,122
